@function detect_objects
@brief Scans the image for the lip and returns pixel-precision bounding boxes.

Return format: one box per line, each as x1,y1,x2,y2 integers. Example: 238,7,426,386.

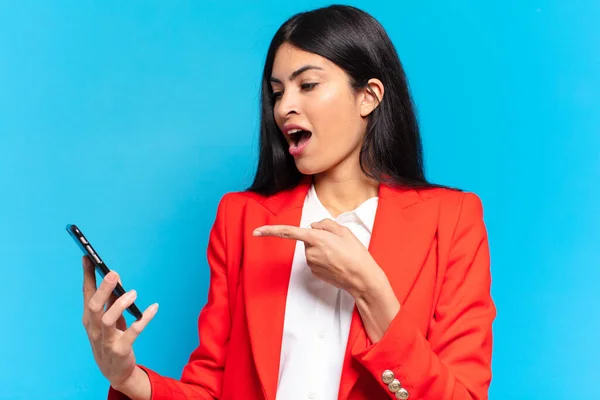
282,123,311,136
289,134,311,157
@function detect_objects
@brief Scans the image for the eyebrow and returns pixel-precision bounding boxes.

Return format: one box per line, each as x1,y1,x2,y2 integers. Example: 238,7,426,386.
269,65,324,84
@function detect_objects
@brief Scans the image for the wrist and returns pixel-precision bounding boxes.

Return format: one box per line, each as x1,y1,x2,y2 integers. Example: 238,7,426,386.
112,366,151,400
351,262,389,302
352,266,401,343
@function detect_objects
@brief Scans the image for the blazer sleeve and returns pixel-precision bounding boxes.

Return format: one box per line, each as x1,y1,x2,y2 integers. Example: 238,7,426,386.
108,193,234,400
353,192,496,400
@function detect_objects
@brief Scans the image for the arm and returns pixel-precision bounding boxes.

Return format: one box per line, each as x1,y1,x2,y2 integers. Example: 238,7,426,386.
353,192,496,400
108,194,234,400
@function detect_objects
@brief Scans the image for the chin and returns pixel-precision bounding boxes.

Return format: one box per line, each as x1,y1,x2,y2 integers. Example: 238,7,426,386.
294,157,330,176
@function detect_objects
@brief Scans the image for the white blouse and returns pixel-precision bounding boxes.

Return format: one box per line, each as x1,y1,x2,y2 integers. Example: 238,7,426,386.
276,184,379,400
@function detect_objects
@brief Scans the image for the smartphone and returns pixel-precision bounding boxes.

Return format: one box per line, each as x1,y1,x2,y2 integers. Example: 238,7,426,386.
66,224,143,320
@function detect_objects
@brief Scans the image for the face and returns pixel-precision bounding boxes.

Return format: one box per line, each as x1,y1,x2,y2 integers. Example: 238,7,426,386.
269,43,383,176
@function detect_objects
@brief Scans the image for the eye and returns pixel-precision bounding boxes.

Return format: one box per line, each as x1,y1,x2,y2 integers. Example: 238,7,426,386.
270,83,318,102
271,91,283,101
301,82,318,91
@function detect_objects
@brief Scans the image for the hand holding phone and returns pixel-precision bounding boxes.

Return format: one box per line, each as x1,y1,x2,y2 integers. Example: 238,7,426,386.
69,224,158,395
67,224,143,319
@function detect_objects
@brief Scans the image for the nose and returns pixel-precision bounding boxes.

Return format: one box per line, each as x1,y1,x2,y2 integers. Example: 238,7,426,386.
275,90,299,121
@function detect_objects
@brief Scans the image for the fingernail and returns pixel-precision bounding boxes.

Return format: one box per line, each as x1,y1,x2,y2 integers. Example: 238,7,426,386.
152,303,159,312
253,229,262,236
126,290,137,300
106,273,117,282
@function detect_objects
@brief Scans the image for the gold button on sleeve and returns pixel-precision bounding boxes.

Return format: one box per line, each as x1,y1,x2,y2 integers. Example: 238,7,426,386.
388,379,401,393
381,370,395,384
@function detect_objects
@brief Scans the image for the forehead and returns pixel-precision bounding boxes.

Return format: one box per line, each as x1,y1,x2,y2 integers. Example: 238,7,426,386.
271,43,333,77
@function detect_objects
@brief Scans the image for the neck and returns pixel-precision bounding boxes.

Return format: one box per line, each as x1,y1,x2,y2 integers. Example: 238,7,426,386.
313,162,379,217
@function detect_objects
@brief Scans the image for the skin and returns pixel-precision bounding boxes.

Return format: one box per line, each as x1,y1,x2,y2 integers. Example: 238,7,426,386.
260,42,400,343
81,42,400,399
270,43,382,215
82,256,156,399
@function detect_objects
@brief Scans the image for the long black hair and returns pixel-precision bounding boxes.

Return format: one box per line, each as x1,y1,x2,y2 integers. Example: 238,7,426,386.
248,5,450,195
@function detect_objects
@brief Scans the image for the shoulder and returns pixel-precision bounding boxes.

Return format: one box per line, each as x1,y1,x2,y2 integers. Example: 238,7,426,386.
214,180,310,218
219,190,267,207
213,190,262,215
416,187,483,213
413,187,486,235
212,189,275,221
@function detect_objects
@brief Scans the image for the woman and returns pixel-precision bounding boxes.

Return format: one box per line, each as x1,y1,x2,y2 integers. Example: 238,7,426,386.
82,5,495,400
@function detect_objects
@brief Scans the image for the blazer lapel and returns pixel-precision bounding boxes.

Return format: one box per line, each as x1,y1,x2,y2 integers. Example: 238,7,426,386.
243,178,311,400
338,184,440,400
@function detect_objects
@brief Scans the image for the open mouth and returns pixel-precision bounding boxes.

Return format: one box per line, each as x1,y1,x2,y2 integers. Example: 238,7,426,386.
288,130,312,147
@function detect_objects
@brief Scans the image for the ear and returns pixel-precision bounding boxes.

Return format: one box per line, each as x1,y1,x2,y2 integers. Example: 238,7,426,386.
360,78,385,117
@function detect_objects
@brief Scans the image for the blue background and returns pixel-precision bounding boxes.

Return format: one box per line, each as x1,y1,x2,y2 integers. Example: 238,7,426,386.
1,1,598,399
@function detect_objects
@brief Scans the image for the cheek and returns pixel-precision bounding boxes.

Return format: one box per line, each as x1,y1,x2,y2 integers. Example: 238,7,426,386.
310,88,363,144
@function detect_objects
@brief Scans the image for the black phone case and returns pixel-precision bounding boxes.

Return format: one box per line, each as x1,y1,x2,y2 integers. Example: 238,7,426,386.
66,224,143,320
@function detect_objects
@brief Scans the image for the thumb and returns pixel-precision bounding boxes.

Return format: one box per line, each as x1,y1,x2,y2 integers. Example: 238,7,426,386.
311,218,346,236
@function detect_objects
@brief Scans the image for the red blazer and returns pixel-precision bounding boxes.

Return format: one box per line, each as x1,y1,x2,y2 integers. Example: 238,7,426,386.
109,178,495,400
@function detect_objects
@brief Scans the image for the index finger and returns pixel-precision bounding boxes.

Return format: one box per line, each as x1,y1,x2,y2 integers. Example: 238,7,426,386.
253,225,314,243
82,255,97,305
